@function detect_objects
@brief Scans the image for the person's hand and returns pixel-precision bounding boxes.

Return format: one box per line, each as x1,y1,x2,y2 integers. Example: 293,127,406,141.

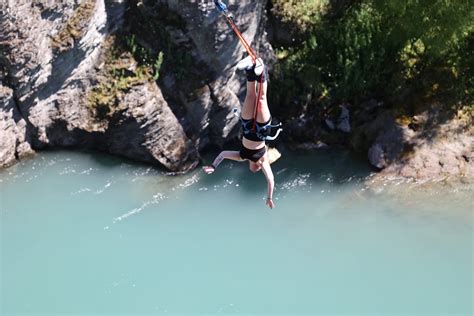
202,166,215,174
266,198,275,209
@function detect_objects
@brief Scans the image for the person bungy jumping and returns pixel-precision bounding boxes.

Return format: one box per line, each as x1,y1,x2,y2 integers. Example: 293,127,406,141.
203,57,282,209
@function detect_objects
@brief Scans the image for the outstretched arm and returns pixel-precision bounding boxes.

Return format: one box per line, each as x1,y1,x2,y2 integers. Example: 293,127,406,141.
203,151,243,174
260,160,275,209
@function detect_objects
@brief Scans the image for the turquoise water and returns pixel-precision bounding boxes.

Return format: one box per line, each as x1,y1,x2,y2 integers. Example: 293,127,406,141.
1,150,472,315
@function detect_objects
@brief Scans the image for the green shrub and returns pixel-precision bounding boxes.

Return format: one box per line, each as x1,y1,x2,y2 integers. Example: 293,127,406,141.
125,34,164,81
88,36,158,120
270,0,474,118
272,0,329,29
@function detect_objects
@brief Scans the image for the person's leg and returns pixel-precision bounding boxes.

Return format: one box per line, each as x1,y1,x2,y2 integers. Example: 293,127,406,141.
238,56,271,121
241,80,257,120
255,80,271,123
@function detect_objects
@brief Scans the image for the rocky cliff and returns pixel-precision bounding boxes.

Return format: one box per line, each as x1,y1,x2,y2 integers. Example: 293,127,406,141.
1,0,471,182
0,0,272,172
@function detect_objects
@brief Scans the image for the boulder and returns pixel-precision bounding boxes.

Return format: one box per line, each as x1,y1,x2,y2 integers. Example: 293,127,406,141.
336,104,351,133
368,143,385,169
324,104,351,133
362,106,474,181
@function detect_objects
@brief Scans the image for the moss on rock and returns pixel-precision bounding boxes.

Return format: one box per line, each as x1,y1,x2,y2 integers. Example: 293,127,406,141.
50,0,96,52
87,36,155,120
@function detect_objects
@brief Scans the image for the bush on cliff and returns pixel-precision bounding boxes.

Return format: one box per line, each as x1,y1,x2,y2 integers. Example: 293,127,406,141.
270,0,474,120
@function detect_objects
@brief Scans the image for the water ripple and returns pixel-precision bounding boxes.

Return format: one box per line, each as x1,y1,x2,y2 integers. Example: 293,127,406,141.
71,188,92,195
94,181,112,195
171,174,200,191
112,193,166,223
280,173,311,191
178,174,200,188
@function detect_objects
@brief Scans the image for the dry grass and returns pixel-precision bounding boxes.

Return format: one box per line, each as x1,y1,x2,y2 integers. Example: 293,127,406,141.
50,0,96,52
87,37,154,120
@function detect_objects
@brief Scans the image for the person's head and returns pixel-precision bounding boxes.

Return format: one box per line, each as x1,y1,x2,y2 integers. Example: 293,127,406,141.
248,157,265,173
248,161,261,173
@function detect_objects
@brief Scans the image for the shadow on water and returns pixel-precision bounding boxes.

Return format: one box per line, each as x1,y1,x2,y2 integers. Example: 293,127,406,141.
86,149,131,168
199,148,373,196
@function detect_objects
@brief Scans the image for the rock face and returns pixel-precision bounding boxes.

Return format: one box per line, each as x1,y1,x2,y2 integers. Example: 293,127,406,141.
0,83,34,168
1,0,273,172
1,0,123,163
136,0,273,149
356,106,474,181
381,108,474,181
2,0,469,182
102,81,199,171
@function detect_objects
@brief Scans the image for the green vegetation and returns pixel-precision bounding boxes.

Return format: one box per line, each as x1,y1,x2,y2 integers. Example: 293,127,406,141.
270,0,474,119
125,35,164,80
87,2,176,120
272,0,329,29
51,0,96,52
127,4,194,81
88,35,163,120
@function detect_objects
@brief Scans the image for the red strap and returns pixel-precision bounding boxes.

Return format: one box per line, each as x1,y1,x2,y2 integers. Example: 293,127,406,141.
222,14,261,131
225,16,257,62
252,71,264,131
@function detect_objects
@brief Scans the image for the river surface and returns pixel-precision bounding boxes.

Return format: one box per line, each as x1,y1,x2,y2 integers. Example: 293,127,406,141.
1,150,472,315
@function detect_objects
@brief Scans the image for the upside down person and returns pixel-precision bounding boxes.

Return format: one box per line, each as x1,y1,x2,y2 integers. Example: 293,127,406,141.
202,57,282,209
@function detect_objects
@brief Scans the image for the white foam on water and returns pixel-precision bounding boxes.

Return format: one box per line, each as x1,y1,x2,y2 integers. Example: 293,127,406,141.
112,192,167,223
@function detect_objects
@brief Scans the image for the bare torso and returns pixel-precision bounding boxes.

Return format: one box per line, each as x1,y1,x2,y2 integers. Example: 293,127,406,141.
242,137,265,150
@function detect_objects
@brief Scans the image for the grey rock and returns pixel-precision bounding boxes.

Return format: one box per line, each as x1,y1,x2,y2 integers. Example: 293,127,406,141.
0,0,205,172
0,0,113,149
0,85,34,168
183,85,213,150
352,110,403,171
325,104,351,133
336,104,351,133
104,82,199,172
363,106,474,181
207,77,241,145
368,143,385,169
325,118,335,130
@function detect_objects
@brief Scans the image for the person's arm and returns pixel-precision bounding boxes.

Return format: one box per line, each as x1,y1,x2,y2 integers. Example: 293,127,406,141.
260,160,275,209
202,151,243,174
